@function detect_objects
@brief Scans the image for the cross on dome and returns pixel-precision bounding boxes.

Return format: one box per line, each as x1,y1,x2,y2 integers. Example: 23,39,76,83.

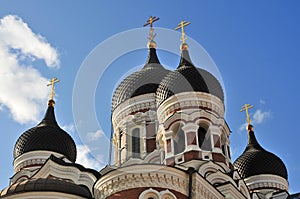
143,16,160,45
47,77,60,102
240,103,254,128
175,20,191,44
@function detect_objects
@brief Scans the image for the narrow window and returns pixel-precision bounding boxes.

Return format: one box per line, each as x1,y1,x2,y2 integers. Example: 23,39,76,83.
198,127,206,147
174,125,185,154
132,128,140,158
198,126,211,150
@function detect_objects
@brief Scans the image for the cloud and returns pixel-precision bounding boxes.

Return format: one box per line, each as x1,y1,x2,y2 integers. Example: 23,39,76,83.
86,129,104,142
0,15,60,124
253,109,271,124
61,123,75,133
259,99,266,105
0,15,59,67
76,145,104,170
239,109,271,131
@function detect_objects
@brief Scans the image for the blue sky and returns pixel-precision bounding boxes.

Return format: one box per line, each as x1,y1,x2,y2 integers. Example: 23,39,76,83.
0,0,299,193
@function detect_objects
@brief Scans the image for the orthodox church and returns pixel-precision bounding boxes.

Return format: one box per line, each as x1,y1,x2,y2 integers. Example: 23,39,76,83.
0,17,298,199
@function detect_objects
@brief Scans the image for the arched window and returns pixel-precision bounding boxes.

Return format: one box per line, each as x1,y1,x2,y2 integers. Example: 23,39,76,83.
198,127,206,147
221,133,227,157
173,123,185,154
132,128,140,158
198,126,211,151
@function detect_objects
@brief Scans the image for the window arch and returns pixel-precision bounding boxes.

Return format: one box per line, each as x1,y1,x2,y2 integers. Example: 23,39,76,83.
139,188,160,199
198,125,211,151
132,128,140,158
161,190,177,199
172,123,185,154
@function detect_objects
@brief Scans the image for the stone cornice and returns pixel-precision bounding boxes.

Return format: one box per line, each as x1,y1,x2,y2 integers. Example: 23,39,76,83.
94,165,187,198
112,93,157,127
157,92,224,124
244,174,288,192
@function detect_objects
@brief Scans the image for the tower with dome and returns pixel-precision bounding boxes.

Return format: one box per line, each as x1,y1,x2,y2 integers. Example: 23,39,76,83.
0,17,297,199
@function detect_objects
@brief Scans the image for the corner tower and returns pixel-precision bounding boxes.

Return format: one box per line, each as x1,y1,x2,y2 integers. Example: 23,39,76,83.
234,105,288,198
2,78,99,199
13,78,76,178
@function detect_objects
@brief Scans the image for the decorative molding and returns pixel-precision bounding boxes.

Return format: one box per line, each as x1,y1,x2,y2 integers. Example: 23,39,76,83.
32,158,97,194
13,151,66,173
193,173,225,199
112,93,157,127
157,92,224,124
94,165,187,199
1,191,87,199
244,174,288,192
139,188,177,199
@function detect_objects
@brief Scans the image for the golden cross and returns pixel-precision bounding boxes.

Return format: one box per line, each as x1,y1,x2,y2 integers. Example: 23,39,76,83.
175,20,191,44
143,16,160,41
47,77,60,100
240,104,254,125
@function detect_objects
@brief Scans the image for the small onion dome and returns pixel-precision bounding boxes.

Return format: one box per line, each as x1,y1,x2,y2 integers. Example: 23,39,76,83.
111,47,170,111
13,100,77,162
234,126,288,179
156,44,224,105
0,178,92,198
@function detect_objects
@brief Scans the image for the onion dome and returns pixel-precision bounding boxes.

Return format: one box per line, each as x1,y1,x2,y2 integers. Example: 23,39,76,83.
13,100,77,162
234,125,288,179
156,43,224,105
111,44,170,111
0,178,92,198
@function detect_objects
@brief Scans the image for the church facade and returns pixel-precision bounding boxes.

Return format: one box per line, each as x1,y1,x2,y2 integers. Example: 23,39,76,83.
0,19,298,199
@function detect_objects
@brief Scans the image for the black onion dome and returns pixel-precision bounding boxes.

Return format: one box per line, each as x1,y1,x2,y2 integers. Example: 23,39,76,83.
14,101,77,162
234,130,288,179
156,48,224,105
112,48,169,111
0,178,92,198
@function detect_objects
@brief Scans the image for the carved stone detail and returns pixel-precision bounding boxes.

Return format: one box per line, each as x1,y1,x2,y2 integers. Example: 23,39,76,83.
94,166,187,199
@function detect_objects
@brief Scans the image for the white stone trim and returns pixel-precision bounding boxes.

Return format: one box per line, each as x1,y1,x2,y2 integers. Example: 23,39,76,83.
139,188,177,199
32,158,97,194
94,165,187,199
216,183,248,199
244,174,288,192
160,189,177,199
0,192,87,199
157,92,224,123
112,93,157,127
139,188,160,199
198,161,226,177
13,151,67,172
193,173,225,199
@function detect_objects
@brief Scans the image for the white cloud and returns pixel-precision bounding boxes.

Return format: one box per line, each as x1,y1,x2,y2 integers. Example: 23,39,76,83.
239,123,248,132
259,99,266,105
87,129,104,142
253,109,271,124
0,15,60,124
76,145,104,170
61,123,75,133
239,109,271,131
0,15,59,67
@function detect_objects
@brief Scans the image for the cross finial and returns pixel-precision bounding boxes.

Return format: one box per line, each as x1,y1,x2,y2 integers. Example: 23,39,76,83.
143,16,160,42
175,20,191,44
47,77,60,100
240,104,254,125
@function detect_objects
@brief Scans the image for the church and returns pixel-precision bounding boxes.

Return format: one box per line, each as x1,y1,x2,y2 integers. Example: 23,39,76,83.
0,17,299,199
